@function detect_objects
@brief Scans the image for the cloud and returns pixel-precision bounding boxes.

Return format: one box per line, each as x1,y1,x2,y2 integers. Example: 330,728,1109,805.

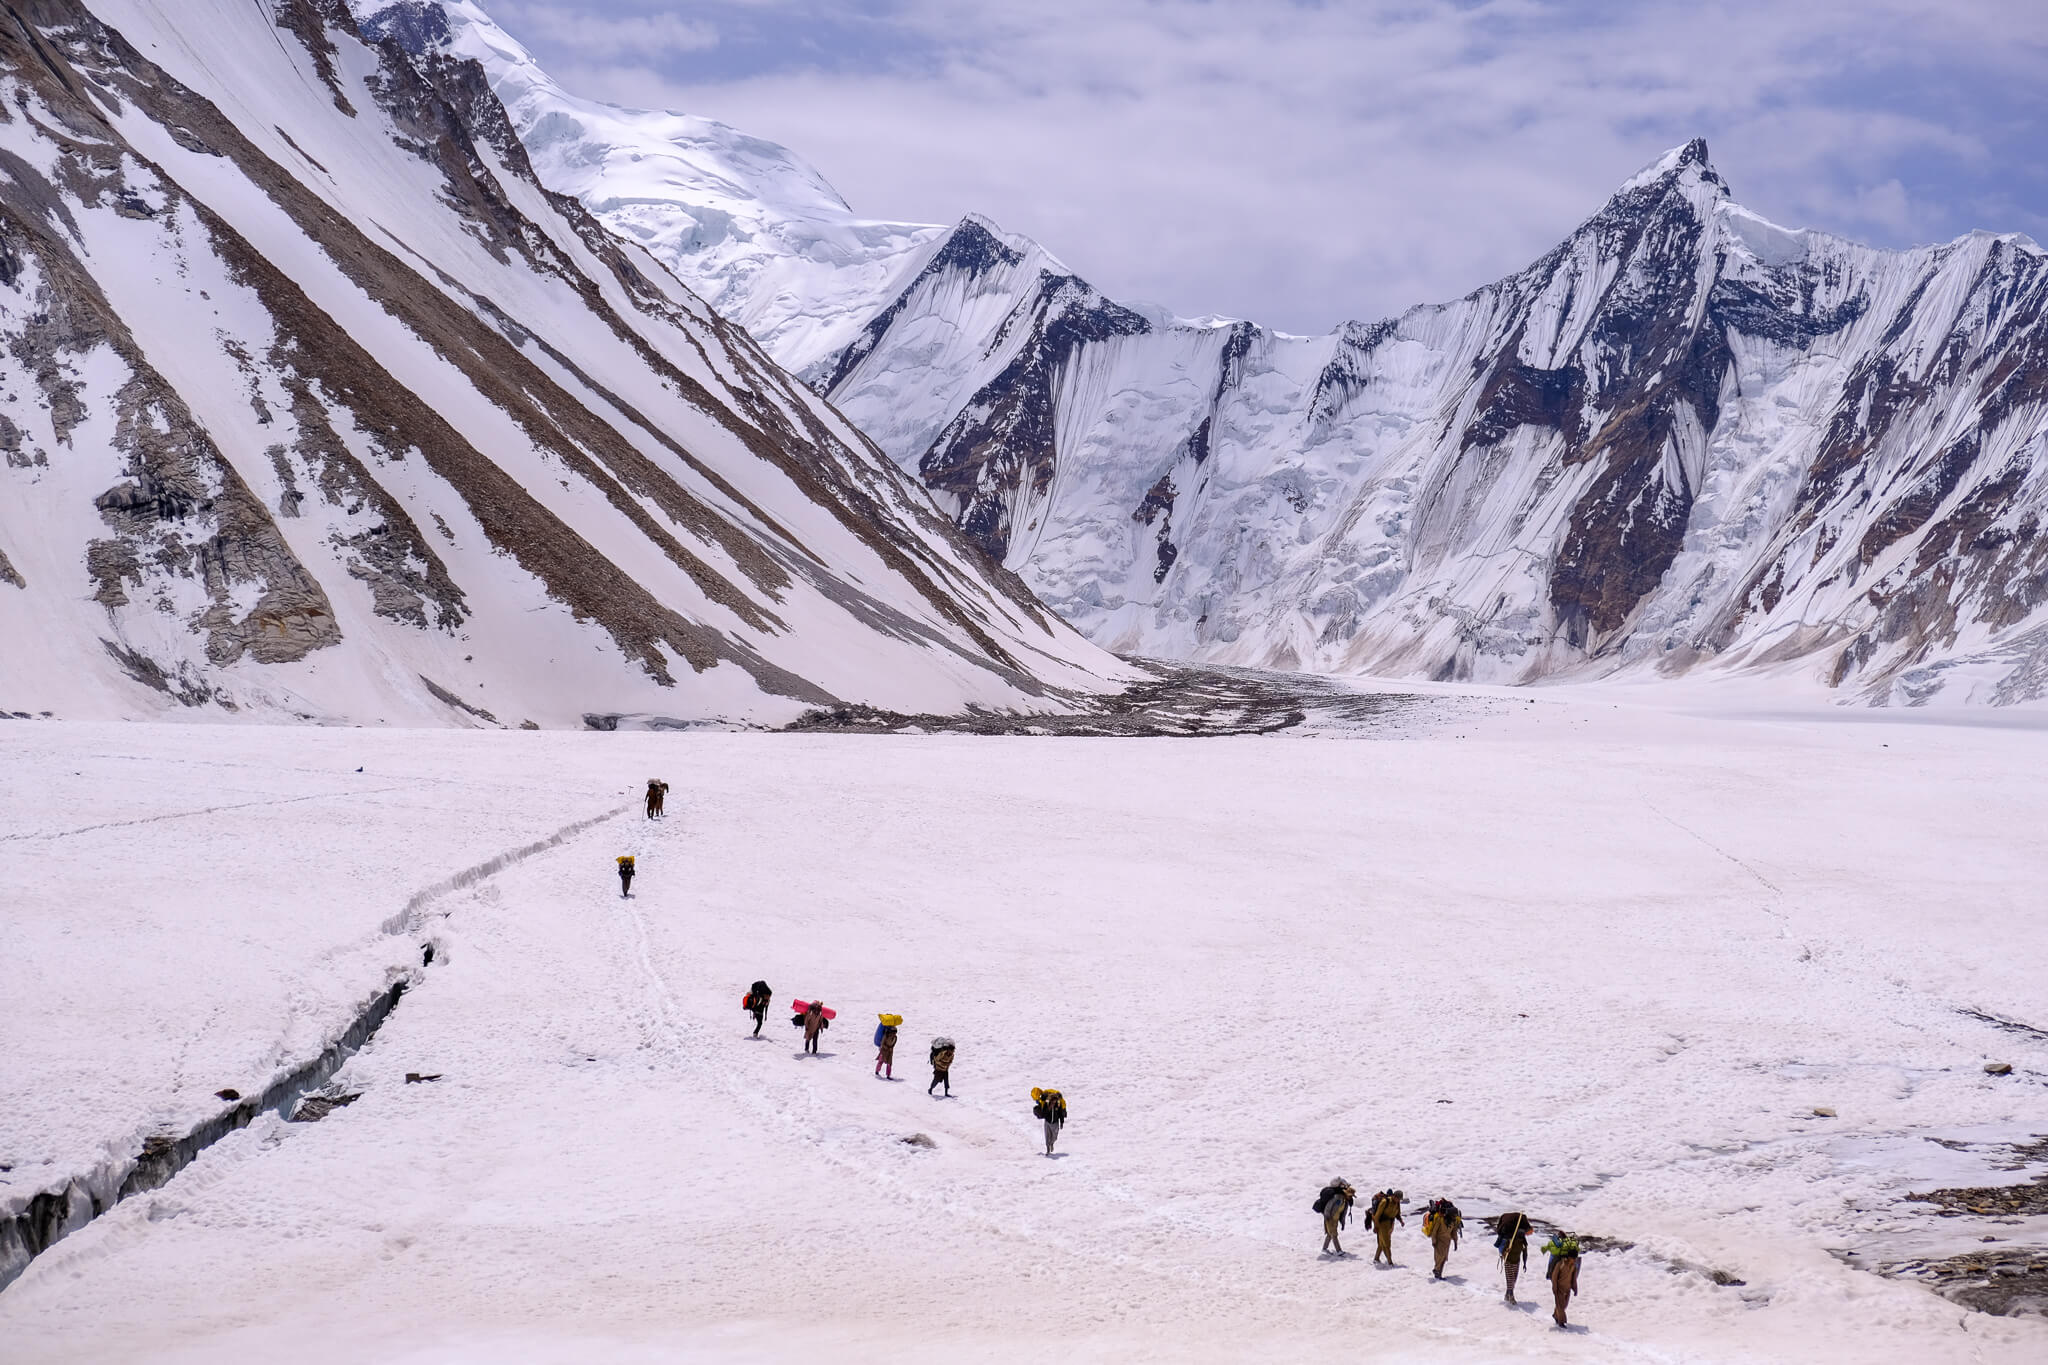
476,0,2048,333
486,2,716,61
1844,179,1914,236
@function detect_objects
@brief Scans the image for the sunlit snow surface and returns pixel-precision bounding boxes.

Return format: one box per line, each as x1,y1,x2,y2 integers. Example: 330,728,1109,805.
3,694,2045,1361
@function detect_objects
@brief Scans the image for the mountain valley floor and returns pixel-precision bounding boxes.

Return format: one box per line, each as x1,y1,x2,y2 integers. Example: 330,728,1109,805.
2,686,2045,1361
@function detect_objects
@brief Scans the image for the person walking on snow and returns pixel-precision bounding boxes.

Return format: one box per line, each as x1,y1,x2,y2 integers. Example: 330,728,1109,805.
743,981,772,1037
644,779,669,819
1032,1087,1067,1155
1494,1212,1532,1304
1543,1233,1582,1328
1423,1197,1463,1279
798,1000,830,1056
874,1014,901,1079
615,855,635,898
928,1037,955,1096
1369,1190,1405,1265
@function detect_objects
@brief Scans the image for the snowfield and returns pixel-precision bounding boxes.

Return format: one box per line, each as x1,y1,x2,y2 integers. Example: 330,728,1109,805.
3,695,2046,1361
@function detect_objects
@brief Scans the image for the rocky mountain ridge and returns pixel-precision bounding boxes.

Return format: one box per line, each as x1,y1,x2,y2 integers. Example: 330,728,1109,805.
0,0,1121,726
818,146,2048,705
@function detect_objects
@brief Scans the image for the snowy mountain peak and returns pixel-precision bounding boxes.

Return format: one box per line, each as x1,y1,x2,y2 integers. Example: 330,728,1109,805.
382,3,2048,706
924,216,1029,280
803,128,2048,703
354,0,943,376
1617,136,1723,196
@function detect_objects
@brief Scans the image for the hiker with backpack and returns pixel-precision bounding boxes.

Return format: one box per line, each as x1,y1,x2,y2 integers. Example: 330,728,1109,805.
1494,1212,1532,1303
1423,1197,1463,1279
644,778,668,819
1369,1189,1405,1264
1543,1233,1582,1327
1031,1087,1066,1155
792,999,832,1055
1314,1178,1357,1256
874,1014,901,1079
927,1037,955,1096
743,981,772,1037
616,855,635,898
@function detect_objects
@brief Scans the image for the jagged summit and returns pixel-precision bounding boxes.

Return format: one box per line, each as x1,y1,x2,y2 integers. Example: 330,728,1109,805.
1620,136,1719,190
1582,137,1732,243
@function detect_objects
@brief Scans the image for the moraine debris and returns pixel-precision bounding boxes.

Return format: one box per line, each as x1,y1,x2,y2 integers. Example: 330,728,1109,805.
1885,1248,2048,1318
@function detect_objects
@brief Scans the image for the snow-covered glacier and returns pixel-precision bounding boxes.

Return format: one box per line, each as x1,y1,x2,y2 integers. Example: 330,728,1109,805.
0,0,1123,727
391,0,2048,706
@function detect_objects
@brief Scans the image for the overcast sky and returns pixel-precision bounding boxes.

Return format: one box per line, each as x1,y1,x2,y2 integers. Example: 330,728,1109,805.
477,0,2047,335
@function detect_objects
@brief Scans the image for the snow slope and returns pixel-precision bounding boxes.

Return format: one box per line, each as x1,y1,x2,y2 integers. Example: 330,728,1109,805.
391,6,2048,707
0,0,1120,729
3,708,2046,1359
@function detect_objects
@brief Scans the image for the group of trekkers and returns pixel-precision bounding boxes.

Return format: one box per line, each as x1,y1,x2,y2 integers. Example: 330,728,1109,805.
1314,1184,1583,1327
614,779,675,897
627,783,1066,1153
739,980,1066,1153
631,779,1591,1301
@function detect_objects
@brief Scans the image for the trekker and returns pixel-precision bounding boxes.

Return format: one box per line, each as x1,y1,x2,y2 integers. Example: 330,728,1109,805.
1494,1211,1532,1303
1423,1198,1463,1279
645,778,668,819
874,1014,901,1079
1369,1189,1405,1265
616,855,635,898
1314,1178,1357,1256
1031,1087,1067,1155
928,1037,955,1096
1543,1233,1581,1327
794,999,831,1055
743,981,772,1037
